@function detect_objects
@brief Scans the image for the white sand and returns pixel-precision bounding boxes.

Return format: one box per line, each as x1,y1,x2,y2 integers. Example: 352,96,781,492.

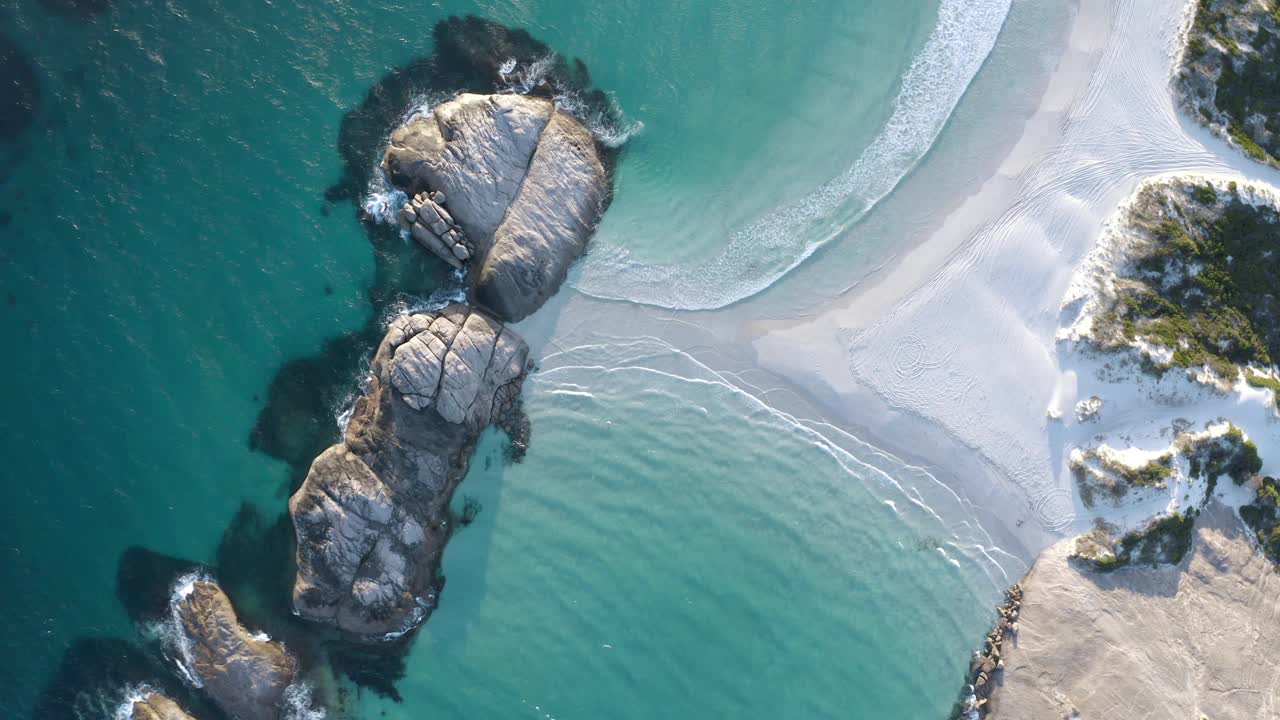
751,0,1280,555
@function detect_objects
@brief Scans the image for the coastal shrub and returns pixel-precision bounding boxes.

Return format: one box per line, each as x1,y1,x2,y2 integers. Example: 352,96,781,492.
1241,476,1280,564
1084,512,1197,572
1246,371,1280,408
1191,184,1218,205
1108,454,1174,488
1184,425,1262,504
1107,186,1280,379
1181,0,1280,165
1073,450,1177,508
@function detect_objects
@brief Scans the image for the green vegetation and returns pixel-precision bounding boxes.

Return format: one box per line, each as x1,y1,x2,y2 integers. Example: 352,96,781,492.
1182,0,1280,165
1246,371,1280,408
1240,476,1280,563
1073,451,1176,508
1106,453,1174,488
1085,512,1198,572
1097,185,1280,380
1185,424,1262,501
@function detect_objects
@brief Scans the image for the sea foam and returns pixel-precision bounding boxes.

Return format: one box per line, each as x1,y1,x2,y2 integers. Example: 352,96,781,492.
574,0,1013,310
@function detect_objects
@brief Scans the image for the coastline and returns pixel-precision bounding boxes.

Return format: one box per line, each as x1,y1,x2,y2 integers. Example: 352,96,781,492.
749,0,1280,553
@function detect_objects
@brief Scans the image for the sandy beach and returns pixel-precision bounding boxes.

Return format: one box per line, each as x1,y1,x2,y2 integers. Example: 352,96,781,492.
752,0,1280,547
518,0,1280,595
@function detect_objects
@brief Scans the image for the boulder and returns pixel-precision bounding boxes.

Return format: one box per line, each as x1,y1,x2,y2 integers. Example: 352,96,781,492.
131,693,195,720
175,581,297,720
290,304,528,636
382,93,609,322
384,94,552,239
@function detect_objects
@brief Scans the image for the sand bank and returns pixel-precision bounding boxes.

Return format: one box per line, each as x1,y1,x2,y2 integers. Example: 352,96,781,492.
752,0,1280,555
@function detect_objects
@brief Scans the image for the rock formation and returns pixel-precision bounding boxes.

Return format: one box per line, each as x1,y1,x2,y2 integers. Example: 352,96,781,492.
397,190,474,269
175,580,298,720
383,93,608,321
131,693,196,720
290,303,528,636
986,502,1280,719
953,584,1022,720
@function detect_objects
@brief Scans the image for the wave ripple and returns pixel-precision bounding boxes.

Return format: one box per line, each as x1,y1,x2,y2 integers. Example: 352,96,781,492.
576,0,1013,310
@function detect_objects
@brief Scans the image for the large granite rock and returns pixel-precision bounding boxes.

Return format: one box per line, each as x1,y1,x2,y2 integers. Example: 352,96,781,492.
290,304,528,636
383,93,608,321
175,581,297,720
131,693,196,720
988,502,1280,719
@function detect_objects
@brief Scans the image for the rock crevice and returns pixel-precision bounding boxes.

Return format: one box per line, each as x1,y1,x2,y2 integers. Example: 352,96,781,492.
289,303,528,636
383,93,608,321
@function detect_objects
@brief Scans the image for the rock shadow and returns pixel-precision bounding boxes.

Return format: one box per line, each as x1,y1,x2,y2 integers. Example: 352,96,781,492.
242,14,622,703
37,0,113,20
0,33,40,144
325,14,621,207
31,637,225,720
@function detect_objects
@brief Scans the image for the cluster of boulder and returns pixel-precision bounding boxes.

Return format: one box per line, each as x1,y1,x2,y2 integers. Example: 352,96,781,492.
111,88,608,720
955,583,1022,720
283,90,607,639
397,190,473,269
383,92,608,321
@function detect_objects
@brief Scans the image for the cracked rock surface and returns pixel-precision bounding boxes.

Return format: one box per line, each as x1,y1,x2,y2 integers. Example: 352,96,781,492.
383,93,608,322
290,304,528,636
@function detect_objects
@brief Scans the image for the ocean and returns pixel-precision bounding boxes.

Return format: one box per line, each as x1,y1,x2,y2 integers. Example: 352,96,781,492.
0,0,1017,717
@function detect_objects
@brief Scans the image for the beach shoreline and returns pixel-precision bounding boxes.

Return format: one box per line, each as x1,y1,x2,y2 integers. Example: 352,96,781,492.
749,0,1280,556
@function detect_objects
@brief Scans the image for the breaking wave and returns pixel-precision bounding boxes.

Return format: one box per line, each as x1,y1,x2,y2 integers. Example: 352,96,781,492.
575,0,1013,309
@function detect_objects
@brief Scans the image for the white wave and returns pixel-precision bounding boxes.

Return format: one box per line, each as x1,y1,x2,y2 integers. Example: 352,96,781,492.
575,0,1013,309
360,174,406,226
281,681,326,720
554,89,644,149
159,571,213,689
497,55,644,147
110,683,156,720
532,334,1024,589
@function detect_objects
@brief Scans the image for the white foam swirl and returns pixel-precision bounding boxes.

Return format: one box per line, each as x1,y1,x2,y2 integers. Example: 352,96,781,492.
576,0,1013,309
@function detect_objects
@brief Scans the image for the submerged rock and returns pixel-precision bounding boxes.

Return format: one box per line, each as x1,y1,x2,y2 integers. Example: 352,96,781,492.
175,580,298,720
383,93,608,321
131,693,196,720
290,303,528,636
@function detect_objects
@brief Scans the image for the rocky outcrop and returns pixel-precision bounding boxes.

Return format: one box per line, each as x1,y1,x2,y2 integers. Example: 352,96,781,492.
131,693,196,720
174,580,298,720
290,303,528,636
397,190,474,270
987,502,1280,719
952,584,1022,720
383,93,608,321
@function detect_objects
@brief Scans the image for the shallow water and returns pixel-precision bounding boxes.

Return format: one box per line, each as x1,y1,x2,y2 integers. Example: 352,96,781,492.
362,337,997,718
0,0,1014,716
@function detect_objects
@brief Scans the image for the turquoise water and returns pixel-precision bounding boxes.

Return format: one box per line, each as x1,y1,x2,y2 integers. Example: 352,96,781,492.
0,0,1010,717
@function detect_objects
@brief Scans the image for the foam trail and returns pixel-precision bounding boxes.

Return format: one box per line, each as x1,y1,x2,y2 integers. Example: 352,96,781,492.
576,0,1012,309
533,333,1024,589
110,684,155,720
